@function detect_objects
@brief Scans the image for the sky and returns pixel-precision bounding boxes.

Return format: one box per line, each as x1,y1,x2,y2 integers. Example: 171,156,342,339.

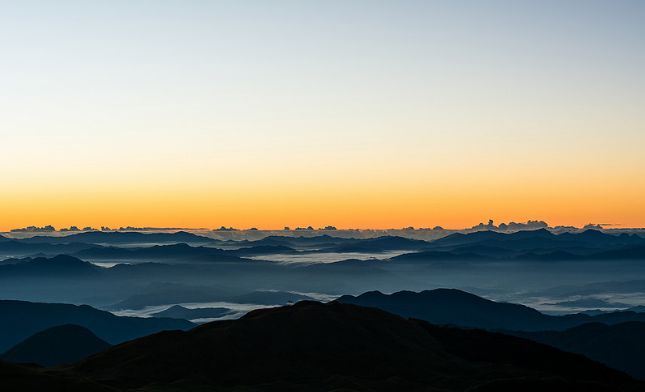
1,0,644,230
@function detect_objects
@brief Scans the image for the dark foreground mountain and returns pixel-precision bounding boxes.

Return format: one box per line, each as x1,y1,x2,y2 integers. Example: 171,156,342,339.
66,301,639,391
510,322,645,380
337,289,645,331
0,361,114,392
2,324,110,366
0,300,193,352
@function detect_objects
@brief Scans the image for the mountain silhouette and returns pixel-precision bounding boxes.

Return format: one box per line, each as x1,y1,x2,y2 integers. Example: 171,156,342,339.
428,229,645,257
0,255,100,277
21,231,215,245
302,229,645,263
0,360,113,392
510,321,645,380
0,241,94,257
0,300,193,352
2,324,110,366
73,243,250,263
70,301,639,391
337,289,645,331
430,229,551,247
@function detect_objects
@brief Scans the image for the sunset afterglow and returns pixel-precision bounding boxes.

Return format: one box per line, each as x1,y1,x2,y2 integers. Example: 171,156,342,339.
2,1,644,230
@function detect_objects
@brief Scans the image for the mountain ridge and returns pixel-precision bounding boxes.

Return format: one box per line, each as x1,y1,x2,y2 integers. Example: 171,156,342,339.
2,324,111,366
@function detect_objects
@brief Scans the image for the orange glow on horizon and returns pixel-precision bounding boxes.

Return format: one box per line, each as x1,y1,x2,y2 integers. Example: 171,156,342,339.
2,1,644,233
2,172,644,231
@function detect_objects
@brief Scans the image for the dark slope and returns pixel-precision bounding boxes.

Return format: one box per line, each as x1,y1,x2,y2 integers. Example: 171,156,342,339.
21,231,215,245
72,301,638,391
337,289,645,331
2,324,111,366
0,300,193,352
510,322,645,380
0,361,114,392
338,289,548,330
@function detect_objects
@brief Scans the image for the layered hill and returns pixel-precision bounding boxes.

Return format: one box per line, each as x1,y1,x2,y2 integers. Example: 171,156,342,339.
20,231,215,245
73,243,250,263
0,361,114,392
2,324,111,366
510,322,645,380
337,289,645,331
0,300,193,352
70,301,639,391
0,255,100,278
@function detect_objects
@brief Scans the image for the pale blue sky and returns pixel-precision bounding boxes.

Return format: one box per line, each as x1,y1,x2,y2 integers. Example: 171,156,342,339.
1,1,644,228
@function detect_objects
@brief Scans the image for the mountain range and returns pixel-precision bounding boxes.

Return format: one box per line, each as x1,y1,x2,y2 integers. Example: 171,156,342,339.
0,300,193,352
337,289,645,379
1,292,645,389
337,289,645,331
68,301,639,391
17,231,216,245
2,324,111,366
510,322,645,379
73,243,250,263
0,255,101,277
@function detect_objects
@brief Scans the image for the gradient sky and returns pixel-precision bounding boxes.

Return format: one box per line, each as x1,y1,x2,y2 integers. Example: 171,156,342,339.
1,0,644,230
